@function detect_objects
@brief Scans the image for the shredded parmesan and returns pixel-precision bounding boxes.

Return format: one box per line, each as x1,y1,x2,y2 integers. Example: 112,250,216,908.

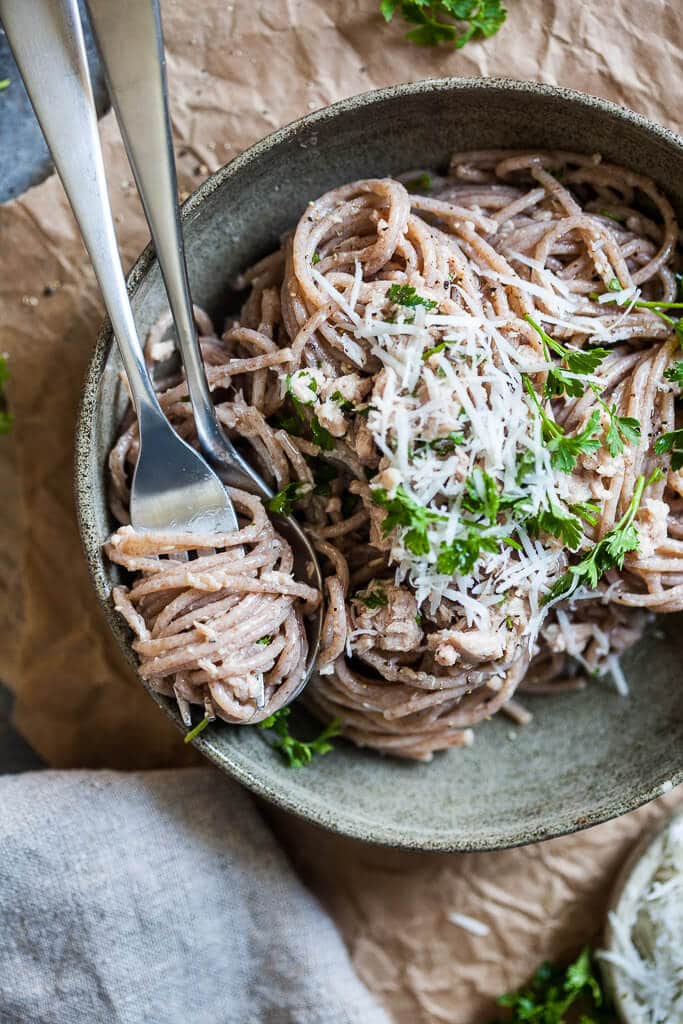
447,911,490,937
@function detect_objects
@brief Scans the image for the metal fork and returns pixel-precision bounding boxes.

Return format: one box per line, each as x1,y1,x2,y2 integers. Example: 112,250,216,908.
85,0,323,693
0,0,238,535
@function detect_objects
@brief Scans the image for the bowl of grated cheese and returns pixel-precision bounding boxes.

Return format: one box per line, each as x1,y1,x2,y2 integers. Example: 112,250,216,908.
76,77,683,850
600,802,683,1024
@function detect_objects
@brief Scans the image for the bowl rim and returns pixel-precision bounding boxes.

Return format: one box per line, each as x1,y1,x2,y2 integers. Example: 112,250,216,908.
75,75,683,851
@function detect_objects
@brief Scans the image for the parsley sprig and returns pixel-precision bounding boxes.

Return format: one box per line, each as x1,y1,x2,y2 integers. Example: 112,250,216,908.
544,469,662,603
592,288,683,342
354,585,389,609
184,715,210,744
523,376,602,473
381,0,507,49
524,316,608,399
490,946,613,1024
372,484,447,555
258,707,341,768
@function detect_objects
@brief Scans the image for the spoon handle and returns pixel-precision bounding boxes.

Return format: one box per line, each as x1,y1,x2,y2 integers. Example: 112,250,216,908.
0,0,161,422
86,0,270,496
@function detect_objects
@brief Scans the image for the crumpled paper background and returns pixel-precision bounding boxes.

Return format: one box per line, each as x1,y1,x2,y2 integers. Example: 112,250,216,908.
0,0,681,1020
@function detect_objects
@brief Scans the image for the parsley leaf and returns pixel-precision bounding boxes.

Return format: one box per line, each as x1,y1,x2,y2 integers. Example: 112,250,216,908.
266,481,312,515
655,428,683,470
544,470,659,603
524,315,608,398
524,376,602,472
258,707,341,768
569,501,601,527
423,339,456,360
525,503,583,550
311,251,321,265
492,946,611,1023
463,467,500,522
664,361,683,387
354,585,389,609
387,283,438,311
381,0,507,49
437,528,500,576
604,406,641,458
310,415,335,450
372,484,447,555
0,354,14,435
330,389,354,412
405,171,433,193
257,635,272,646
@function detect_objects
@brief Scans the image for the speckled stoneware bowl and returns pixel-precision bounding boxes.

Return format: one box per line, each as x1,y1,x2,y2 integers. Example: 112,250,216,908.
76,78,683,851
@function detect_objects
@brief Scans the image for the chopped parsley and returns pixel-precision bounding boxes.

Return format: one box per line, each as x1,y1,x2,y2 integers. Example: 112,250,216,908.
258,707,341,768
311,251,321,265
414,430,464,456
354,585,389,609
664,361,683,387
437,528,501,576
0,79,9,92
286,370,317,408
330,389,354,412
183,715,210,744
266,481,312,515
405,171,433,193
593,289,683,341
310,414,334,450
462,467,501,522
270,413,304,436
422,339,456,360
492,946,610,1023
0,355,13,434
257,636,272,646
372,484,447,555
655,428,683,470
544,469,662,603
381,0,507,49
387,283,438,311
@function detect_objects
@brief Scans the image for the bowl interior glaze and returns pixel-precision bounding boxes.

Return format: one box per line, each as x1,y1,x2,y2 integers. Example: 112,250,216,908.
76,79,683,851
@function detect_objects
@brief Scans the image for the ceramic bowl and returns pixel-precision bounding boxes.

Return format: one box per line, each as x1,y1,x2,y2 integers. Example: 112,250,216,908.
76,78,683,851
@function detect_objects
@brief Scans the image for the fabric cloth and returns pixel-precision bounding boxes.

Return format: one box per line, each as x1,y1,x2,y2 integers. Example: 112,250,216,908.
0,769,391,1024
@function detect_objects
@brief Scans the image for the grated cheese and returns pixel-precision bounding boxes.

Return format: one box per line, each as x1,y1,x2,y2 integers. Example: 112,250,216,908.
447,911,490,937
599,815,683,1023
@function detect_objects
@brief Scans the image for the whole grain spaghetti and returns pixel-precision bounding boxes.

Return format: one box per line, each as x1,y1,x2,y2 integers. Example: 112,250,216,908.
108,150,683,759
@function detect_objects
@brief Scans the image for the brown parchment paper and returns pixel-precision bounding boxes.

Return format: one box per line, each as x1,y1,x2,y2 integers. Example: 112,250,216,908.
1,1,682,1020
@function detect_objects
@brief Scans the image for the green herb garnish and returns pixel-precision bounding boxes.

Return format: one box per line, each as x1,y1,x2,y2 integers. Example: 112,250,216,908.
310,458,338,495
525,503,583,550
0,80,9,92
524,376,602,472
258,707,341,768
354,585,389,609
414,430,465,456
405,171,433,193
311,251,321,265
266,481,312,515
524,315,608,398
330,389,354,412
372,484,447,555
491,946,610,1023
257,636,272,646
655,428,683,470
310,415,335,450
462,467,501,522
184,715,210,744
437,528,501,576
544,469,661,603
664,362,683,387
422,339,456,360
381,0,507,49
568,501,600,527
387,283,438,311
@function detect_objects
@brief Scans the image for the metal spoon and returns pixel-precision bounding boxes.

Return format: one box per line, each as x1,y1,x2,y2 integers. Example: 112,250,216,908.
0,0,237,538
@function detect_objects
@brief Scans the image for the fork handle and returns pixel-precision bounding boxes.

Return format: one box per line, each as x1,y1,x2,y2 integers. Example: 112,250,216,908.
85,0,268,496
0,0,160,423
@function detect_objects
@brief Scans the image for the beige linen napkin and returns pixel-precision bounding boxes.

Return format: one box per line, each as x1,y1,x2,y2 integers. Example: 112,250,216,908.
0,768,391,1024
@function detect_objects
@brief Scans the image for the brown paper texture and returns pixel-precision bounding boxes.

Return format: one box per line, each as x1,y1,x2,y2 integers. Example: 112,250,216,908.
1,0,682,1019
